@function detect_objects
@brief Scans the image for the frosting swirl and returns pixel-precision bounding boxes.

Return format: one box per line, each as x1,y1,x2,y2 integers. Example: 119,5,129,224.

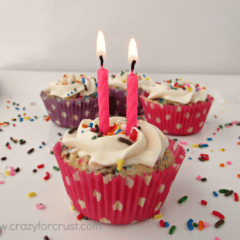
45,73,97,98
147,79,207,104
62,117,169,170
109,71,154,91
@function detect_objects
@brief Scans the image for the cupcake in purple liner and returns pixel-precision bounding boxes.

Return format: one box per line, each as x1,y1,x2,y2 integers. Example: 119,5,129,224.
109,70,154,116
140,78,214,135
40,73,99,128
54,116,185,224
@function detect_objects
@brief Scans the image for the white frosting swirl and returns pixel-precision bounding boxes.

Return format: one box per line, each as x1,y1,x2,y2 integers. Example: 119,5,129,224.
62,117,169,170
45,73,97,98
109,71,154,91
147,80,207,104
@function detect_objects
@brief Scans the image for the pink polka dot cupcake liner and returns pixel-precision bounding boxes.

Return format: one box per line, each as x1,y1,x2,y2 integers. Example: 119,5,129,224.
40,91,99,128
54,139,185,225
109,88,144,116
140,93,214,136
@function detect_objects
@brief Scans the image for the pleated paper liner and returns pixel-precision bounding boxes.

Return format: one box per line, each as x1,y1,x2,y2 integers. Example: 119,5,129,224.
140,93,214,136
54,139,185,225
40,91,99,128
109,88,144,116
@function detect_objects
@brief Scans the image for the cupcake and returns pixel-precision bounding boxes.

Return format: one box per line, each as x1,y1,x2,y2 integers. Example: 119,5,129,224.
140,79,214,136
109,71,154,116
40,73,98,128
54,116,185,224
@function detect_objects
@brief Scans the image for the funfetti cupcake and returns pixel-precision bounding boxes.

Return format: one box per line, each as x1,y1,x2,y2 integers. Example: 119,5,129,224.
140,79,214,136
109,70,154,116
54,116,185,225
40,73,98,128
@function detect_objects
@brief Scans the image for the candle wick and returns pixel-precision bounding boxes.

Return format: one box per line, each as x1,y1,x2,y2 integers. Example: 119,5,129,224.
131,60,136,72
99,55,104,67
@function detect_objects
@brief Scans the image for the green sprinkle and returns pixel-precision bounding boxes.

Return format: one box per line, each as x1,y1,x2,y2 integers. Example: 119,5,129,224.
178,195,188,204
115,168,119,173
193,223,198,227
92,136,97,140
53,166,59,171
19,139,23,143
13,102,16,105
35,116,38,119
173,139,178,142
198,145,203,148
169,225,176,235
239,136,240,139
219,189,229,194
62,145,66,148
220,125,223,129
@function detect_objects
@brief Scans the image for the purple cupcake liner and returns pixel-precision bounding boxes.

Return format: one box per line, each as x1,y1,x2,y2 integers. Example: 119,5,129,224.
40,91,99,128
109,88,144,116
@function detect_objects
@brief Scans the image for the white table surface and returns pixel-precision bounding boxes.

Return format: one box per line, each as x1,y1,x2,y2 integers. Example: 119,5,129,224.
0,70,240,240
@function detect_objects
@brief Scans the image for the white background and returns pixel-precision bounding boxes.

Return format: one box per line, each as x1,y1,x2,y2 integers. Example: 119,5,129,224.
0,0,240,74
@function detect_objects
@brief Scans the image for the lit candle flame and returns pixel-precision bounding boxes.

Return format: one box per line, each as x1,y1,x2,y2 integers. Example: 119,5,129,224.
128,38,138,62
96,30,106,57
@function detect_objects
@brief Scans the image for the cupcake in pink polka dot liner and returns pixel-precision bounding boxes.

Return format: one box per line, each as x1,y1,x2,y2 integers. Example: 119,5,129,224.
54,116,185,224
140,79,214,135
40,73,98,128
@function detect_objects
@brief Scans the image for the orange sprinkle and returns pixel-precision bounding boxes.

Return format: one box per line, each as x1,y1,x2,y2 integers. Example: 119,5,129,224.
75,81,81,83
23,113,26,116
62,83,68,85
7,101,10,103
198,220,204,230
82,124,89,128
7,106,9,109
63,74,66,77
106,132,114,136
237,142,240,145
237,174,240,178
202,87,206,90
118,131,125,134
45,116,50,121
220,163,225,167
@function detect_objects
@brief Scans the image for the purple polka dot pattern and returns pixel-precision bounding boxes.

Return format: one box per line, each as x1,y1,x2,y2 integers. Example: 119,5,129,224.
140,94,214,136
109,88,144,116
40,91,99,128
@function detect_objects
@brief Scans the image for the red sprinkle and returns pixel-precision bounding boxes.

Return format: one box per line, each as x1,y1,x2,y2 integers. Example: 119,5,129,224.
159,220,165,228
77,213,83,220
43,172,50,180
129,129,138,142
37,164,44,169
212,210,225,219
234,192,239,202
201,200,208,206
7,145,11,150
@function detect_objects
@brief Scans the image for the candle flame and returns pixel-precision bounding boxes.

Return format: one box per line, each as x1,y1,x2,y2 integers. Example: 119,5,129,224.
96,30,106,57
128,38,138,62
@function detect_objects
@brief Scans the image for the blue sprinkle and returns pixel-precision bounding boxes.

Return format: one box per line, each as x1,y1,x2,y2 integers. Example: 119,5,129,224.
115,129,121,134
23,107,26,110
20,118,23,122
186,149,190,152
89,123,93,128
15,107,19,110
187,219,194,231
202,144,209,147
189,157,192,160
67,94,69,96
196,89,198,92
95,83,98,87
82,78,85,84
30,119,34,121
71,92,73,94
81,130,84,133
39,146,42,149
164,222,169,228
143,75,146,77
213,191,218,197
120,72,123,76
207,138,212,141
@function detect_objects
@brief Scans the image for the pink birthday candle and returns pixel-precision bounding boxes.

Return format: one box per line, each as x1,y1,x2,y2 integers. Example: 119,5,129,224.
126,38,139,136
96,31,109,133
126,71,138,135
